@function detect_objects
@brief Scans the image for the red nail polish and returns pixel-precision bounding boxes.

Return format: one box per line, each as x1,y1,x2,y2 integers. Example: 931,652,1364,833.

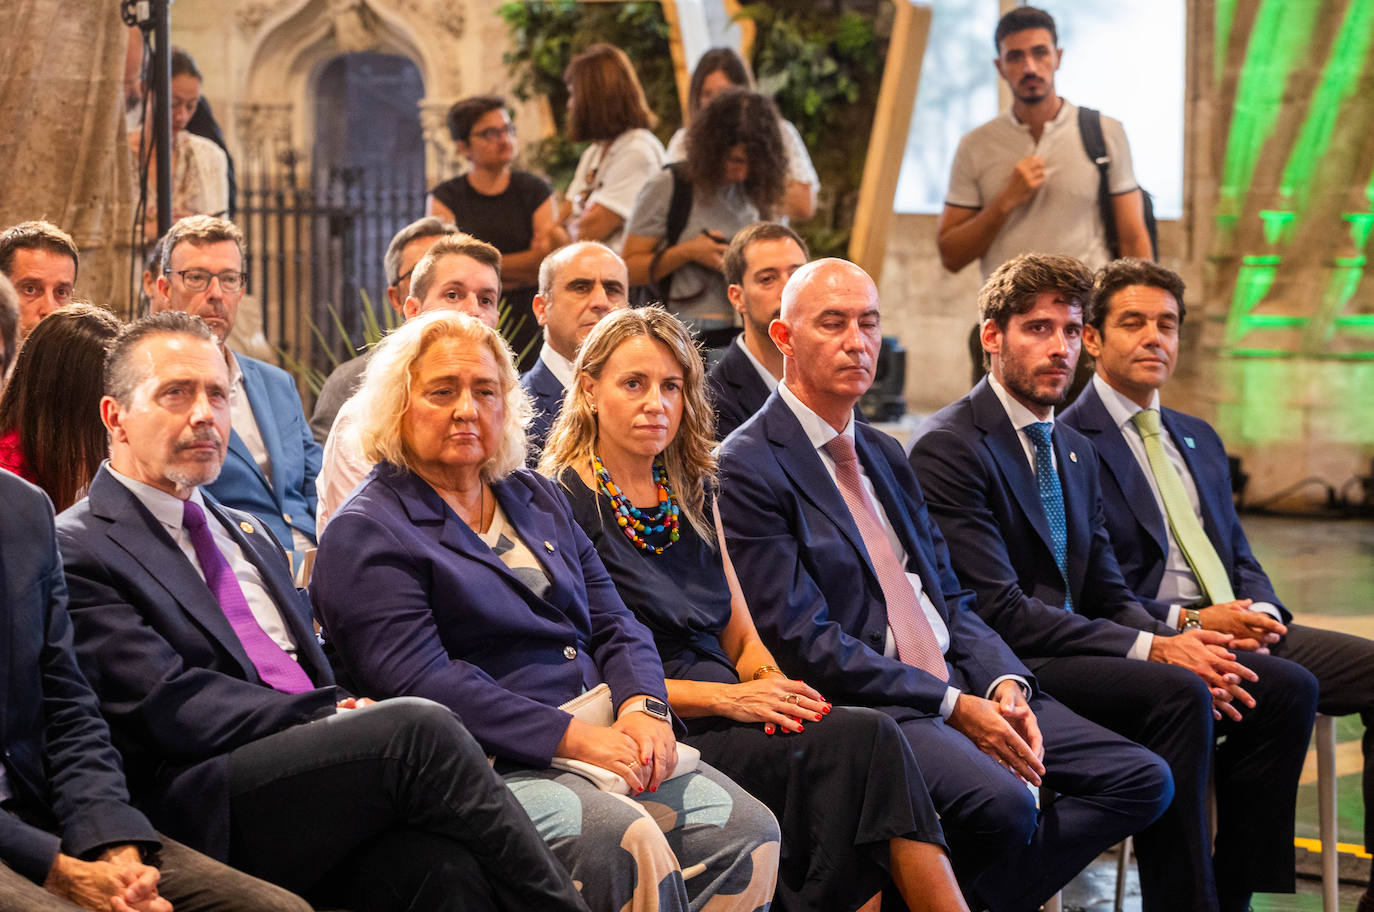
765,724,774,734
797,724,805,732
823,704,831,713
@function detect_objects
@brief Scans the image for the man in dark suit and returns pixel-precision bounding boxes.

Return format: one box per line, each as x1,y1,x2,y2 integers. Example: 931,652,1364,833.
521,241,628,457
909,253,1318,912
708,222,808,439
152,215,321,559
1061,257,1374,912
0,471,311,912
55,311,586,912
718,257,1172,912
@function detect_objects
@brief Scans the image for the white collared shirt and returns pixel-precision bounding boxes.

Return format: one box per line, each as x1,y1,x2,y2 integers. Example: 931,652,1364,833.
735,334,780,393
538,342,575,390
1091,374,1280,624
776,383,1030,717
107,464,300,658
987,375,1153,660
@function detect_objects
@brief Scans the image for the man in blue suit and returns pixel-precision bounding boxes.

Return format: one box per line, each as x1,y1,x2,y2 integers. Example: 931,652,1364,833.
55,311,587,912
1061,257,1374,912
708,222,809,440
0,470,311,912
909,253,1318,912
718,258,1172,912
153,215,321,558
521,241,628,457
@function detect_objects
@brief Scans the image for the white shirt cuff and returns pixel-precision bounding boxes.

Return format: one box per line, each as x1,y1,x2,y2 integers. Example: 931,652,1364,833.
984,674,1032,702
1249,602,1282,622
1128,631,1154,661
939,686,961,720
1166,604,1182,628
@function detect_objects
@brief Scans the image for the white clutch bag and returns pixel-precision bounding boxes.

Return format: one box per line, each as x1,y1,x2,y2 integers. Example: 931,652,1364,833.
552,683,700,794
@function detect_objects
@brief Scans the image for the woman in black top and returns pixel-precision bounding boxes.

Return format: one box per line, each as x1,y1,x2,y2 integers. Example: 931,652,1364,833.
428,95,566,370
539,306,970,912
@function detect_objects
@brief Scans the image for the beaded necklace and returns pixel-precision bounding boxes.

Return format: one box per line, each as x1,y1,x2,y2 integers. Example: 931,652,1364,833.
591,452,680,554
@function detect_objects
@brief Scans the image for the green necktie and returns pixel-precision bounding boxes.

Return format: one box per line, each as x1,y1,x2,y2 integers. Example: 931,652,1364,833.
1131,408,1235,604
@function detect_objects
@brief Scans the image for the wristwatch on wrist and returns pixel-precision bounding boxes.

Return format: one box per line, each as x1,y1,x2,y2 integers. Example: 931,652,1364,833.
622,696,671,722
1180,608,1203,632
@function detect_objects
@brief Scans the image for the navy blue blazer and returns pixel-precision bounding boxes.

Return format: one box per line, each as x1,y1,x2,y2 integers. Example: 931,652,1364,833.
1060,381,1287,622
708,339,771,441
310,465,671,769
717,391,1031,721
908,378,1173,668
205,354,322,549
521,356,565,459
56,466,340,859
0,473,155,883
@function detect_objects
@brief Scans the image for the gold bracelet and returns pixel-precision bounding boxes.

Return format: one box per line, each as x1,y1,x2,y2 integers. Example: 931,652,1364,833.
751,664,785,680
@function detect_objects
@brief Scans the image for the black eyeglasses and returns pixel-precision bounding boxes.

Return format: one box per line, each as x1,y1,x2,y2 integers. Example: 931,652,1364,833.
169,269,247,293
471,123,517,143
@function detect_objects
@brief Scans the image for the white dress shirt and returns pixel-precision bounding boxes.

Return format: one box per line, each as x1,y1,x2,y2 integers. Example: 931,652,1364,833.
1090,374,1280,624
987,375,1154,660
776,382,1029,717
735,334,780,393
107,464,300,658
538,341,575,390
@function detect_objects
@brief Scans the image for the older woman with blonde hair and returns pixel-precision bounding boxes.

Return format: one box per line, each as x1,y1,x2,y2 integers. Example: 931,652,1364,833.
310,310,779,912
540,307,970,912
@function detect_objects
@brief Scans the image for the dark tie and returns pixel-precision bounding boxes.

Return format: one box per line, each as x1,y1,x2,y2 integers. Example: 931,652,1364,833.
182,499,315,693
1022,422,1073,612
822,435,948,681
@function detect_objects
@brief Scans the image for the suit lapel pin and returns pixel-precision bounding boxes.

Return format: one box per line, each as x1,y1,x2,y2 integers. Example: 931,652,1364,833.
1069,451,1078,463
544,541,555,553
1184,437,1196,449
239,521,255,534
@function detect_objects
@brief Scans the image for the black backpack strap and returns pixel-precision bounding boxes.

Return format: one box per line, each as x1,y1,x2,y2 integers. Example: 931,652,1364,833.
664,161,693,247
1077,105,1120,259
647,162,694,302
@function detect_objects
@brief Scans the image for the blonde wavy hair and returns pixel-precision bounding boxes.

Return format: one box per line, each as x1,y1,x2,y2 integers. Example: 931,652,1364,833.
538,307,717,543
355,310,532,483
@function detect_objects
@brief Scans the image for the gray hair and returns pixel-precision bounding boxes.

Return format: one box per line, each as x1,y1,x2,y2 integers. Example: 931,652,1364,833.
537,240,621,300
104,310,218,405
384,216,457,287
354,310,532,482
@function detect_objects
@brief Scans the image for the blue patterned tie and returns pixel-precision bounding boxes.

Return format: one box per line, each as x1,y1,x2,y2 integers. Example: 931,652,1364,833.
1022,422,1073,612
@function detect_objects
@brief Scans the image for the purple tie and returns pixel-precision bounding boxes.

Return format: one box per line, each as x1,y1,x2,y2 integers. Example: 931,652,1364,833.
823,435,948,681
182,499,315,694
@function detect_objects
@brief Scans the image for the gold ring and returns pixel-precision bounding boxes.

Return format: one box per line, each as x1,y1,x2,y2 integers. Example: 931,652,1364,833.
627,759,639,768
785,693,799,705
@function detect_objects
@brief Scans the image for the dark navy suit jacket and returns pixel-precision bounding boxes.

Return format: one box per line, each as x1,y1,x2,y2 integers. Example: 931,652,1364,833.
521,356,565,459
206,354,322,549
1060,381,1287,622
717,392,1031,721
56,467,340,859
908,378,1173,669
708,339,771,441
310,465,671,768
0,473,155,883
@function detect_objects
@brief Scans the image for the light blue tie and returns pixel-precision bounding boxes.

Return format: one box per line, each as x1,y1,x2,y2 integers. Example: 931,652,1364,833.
1023,422,1073,612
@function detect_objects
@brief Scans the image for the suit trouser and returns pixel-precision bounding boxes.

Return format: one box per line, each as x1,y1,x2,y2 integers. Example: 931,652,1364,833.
0,835,310,912
1269,623,1374,856
898,693,1172,912
1033,652,1318,912
225,697,588,912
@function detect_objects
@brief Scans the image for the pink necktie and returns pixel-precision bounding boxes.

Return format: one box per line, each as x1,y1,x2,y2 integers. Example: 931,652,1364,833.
182,500,315,694
823,436,948,681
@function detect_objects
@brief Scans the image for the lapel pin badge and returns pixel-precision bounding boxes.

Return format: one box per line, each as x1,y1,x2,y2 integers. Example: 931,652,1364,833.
1069,451,1078,463
1184,437,1196,449
239,521,255,534
544,541,555,553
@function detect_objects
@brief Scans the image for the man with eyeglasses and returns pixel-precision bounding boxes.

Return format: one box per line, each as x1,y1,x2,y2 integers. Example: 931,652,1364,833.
154,215,322,563
308,217,456,443
426,94,567,371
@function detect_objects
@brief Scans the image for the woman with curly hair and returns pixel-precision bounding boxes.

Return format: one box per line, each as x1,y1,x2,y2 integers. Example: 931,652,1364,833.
622,90,786,333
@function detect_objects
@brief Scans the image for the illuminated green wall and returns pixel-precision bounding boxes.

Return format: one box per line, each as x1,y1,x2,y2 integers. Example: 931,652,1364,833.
1207,0,1374,448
